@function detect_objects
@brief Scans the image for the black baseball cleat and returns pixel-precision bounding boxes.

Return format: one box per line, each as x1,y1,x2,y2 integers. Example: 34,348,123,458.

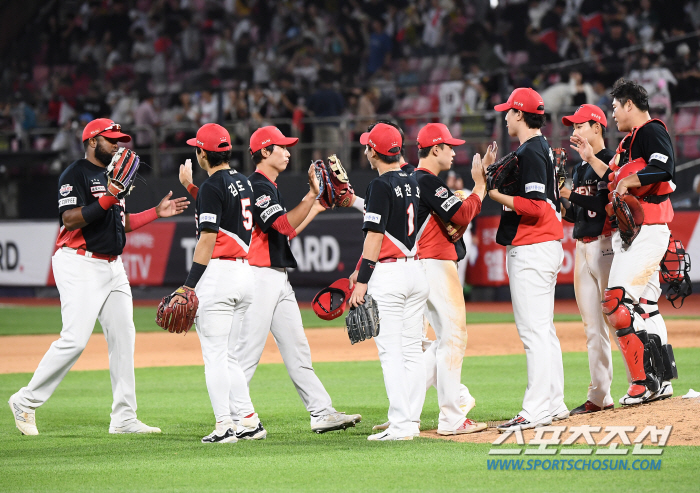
236,421,268,440
570,401,614,415
202,427,237,444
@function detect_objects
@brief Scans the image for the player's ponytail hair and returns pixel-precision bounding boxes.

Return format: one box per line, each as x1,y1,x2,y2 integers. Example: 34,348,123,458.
611,78,650,112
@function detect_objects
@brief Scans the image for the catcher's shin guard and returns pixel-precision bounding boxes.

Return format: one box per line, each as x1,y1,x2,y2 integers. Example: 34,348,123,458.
617,328,661,398
649,334,679,381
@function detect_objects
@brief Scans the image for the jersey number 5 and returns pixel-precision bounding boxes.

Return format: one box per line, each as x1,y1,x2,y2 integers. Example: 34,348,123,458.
241,198,253,230
407,203,415,236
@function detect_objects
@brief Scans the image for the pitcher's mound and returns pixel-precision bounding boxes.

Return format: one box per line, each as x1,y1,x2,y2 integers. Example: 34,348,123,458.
421,396,700,446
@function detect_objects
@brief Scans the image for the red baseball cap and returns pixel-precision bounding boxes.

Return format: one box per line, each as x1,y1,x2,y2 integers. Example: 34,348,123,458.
494,88,545,115
249,126,299,154
311,279,354,321
562,104,607,127
359,123,402,156
82,118,131,142
186,123,232,152
416,123,465,149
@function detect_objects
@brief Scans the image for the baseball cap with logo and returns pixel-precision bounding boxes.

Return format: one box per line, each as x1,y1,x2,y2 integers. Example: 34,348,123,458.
416,123,466,149
249,126,299,154
81,118,132,142
561,104,607,127
359,123,402,156
186,123,232,152
494,88,545,115
312,278,354,321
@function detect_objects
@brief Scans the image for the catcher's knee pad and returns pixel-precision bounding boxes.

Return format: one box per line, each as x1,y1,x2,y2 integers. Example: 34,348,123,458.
602,287,633,330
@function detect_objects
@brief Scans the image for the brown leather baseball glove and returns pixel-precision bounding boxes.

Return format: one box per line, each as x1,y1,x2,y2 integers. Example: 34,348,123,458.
611,192,644,245
156,286,199,334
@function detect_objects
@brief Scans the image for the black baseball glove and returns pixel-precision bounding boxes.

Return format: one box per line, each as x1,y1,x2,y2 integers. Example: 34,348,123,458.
345,295,380,345
553,147,568,190
486,152,520,195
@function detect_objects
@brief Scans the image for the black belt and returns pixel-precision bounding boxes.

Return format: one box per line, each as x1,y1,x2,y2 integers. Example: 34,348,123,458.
642,194,669,204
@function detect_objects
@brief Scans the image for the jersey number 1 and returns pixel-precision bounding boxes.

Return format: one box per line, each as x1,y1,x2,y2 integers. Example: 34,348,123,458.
241,198,253,230
407,203,415,236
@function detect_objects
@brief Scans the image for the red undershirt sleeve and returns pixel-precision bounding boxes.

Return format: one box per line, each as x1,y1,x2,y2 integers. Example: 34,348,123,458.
271,214,297,239
513,196,547,217
187,184,199,199
448,194,482,226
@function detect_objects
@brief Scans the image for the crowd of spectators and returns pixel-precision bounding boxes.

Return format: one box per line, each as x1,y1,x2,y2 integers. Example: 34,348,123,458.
2,0,700,171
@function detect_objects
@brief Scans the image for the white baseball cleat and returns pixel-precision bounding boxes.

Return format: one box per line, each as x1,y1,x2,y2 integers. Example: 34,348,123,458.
310,412,362,433
438,418,487,436
109,420,162,434
367,430,413,441
8,394,38,436
459,384,476,415
648,382,673,402
497,414,552,433
236,413,267,440
202,419,238,444
551,406,570,421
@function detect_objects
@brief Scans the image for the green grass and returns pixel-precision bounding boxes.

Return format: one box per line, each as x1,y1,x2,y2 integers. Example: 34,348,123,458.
1,349,699,491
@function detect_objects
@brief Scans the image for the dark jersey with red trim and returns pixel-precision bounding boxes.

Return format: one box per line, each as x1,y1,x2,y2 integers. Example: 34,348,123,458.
415,169,467,261
496,135,564,246
362,170,420,259
247,171,297,268
195,168,253,259
563,148,614,239
55,158,126,255
618,120,675,182
400,162,416,174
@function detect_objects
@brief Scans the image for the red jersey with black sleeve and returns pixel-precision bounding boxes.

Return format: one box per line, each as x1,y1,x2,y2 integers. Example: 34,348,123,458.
55,158,127,255
195,168,253,259
362,170,420,259
496,135,564,246
415,169,481,261
247,170,297,268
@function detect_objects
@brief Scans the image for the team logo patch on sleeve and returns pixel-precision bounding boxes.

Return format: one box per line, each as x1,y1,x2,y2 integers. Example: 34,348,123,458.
525,182,546,193
650,152,669,163
90,185,106,193
441,195,461,211
59,184,73,196
59,197,77,207
255,195,271,208
200,213,217,223
260,204,282,222
435,186,449,199
364,212,381,223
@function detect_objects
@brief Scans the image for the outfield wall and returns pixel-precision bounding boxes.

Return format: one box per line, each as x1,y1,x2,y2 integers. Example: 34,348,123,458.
2,211,700,288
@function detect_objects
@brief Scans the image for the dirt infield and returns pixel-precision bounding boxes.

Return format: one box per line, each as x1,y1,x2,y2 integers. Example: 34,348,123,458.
1,320,699,374
421,396,700,446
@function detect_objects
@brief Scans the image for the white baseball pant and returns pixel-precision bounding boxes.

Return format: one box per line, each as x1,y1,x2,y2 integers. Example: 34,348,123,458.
194,258,256,423
574,236,616,408
368,259,429,438
506,240,566,423
15,248,138,428
421,258,468,431
235,266,335,417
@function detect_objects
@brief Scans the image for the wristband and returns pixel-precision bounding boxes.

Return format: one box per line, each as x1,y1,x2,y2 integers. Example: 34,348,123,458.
357,258,376,284
184,261,207,288
187,183,199,199
81,196,119,223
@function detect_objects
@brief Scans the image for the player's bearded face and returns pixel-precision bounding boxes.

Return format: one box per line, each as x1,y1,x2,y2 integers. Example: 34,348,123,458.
94,136,118,166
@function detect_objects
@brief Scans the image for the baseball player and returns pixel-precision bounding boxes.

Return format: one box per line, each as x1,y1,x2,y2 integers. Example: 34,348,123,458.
489,89,568,432
560,105,618,415
9,118,188,435
576,79,677,405
412,123,489,435
348,123,428,441
177,123,265,443
234,126,361,433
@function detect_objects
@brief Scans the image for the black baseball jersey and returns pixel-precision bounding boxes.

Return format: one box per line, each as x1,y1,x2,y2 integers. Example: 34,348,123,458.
496,135,564,246
362,170,420,259
195,168,254,259
563,148,614,239
414,169,466,261
400,162,416,174
55,158,126,255
247,170,297,268
620,120,675,184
